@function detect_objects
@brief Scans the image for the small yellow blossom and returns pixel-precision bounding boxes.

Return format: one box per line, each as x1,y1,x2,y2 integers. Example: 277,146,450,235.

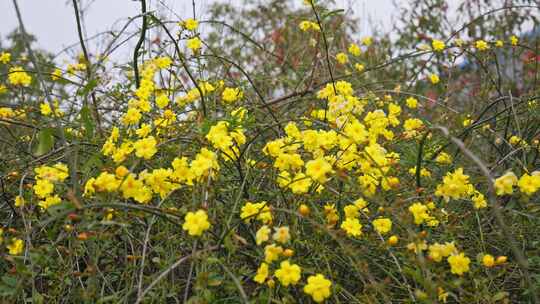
14,196,25,207
275,260,301,286
256,225,271,245
0,52,11,64
372,218,392,235
222,87,243,103
134,136,158,159
7,238,24,255
447,252,470,275
483,254,495,267
8,66,32,86
341,217,362,237
272,226,291,244
510,35,518,46
264,244,283,263
182,210,211,236
388,235,398,245
432,39,445,52
429,74,440,84
304,274,332,303
180,18,198,31
348,43,361,56
494,171,518,196
517,172,540,196
336,52,348,64
406,97,418,109
475,40,489,51
305,157,333,184
187,37,202,52
362,36,372,46
254,262,269,284
240,202,272,224
38,194,62,210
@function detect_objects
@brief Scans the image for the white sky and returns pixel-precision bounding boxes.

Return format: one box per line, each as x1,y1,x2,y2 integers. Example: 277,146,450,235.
0,0,398,60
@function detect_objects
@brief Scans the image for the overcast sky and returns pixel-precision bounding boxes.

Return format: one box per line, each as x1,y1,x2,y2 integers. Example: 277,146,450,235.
1,0,398,61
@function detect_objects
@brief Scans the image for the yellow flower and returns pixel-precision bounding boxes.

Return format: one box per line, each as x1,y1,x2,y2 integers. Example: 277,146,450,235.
343,204,359,219
300,21,320,32
447,252,470,275
240,202,272,224
134,136,158,159
180,18,198,31
289,172,312,194
348,43,361,56
94,172,120,192
305,157,333,184
14,196,25,207
496,256,507,265
438,287,449,303
0,107,14,118
51,68,62,80
154,56,172,69
354,63,365,72
406,97,418,109
341,218,362,237
38,194,62,210
435,168,473,202
495,40,504,48
182,210,211,236
510,35,518,46
222,87,243,103
275,260,301,286
475,40,489,51
264,244,283,263
121,107,142,125
136,123,152,138
304,274,332,303
299,21,311,31
7,238,24,255
362,36,372,46
190,148,220,178
33,179,54,198
155,94,169,108
335,52,348,64
372,218,392,235
494,171,518,196
428,242,457,262
435,152,452,164
517,172,540,196
187,37,202,52
0,52,11,64
471,191,487,209
409,202,430,225
8,66,32,86
40,103,52,116
429,73,440,84
407,240,428,253
256,225,271,245
272,226,291,244
482,254,495,267
431,39,445,52
254,262,269,284
388,235,398,246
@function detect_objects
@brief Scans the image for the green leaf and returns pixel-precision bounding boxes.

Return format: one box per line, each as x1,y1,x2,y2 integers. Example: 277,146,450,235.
492,291,508,301
34,128,55,156
79,106,95,138
78,79,98,96
322,9,344,20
